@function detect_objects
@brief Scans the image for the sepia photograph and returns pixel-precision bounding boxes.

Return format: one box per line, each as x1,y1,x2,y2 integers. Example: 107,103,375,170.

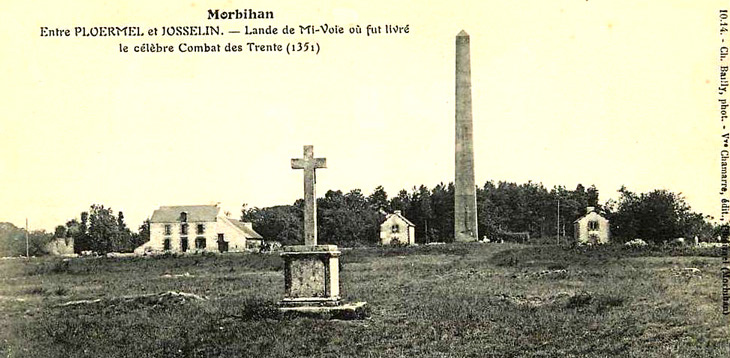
1,1,729,356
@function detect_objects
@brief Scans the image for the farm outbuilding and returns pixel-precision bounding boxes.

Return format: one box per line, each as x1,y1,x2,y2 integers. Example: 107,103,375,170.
380,210,416,246
573,207,610,245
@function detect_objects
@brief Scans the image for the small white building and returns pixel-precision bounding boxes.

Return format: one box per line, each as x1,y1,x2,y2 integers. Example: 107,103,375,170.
134,205,262,255
573,207,610,245
380,210,416,246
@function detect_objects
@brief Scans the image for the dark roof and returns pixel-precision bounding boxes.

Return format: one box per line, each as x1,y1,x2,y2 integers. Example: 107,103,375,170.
150,205,220,223
228,219,263,239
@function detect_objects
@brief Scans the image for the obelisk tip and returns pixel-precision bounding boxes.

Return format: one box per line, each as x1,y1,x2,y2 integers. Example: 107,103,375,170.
457,29,469,37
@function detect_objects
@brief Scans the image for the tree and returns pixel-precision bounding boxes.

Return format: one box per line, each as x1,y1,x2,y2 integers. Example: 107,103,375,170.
367,185,390,213
606,187,711,243
61,205,142,253
318,189,381,246
27,231,52,256
430,182,454,241
87,204,122,254
241,203,255,222
586,185,600,208
132,219,151,248
414,185,434,242
0,223,51,257
242,204,303,245
53,225,67,239
117,211,127,232
116,211,135,252
65,216,89,254
389,190,411,213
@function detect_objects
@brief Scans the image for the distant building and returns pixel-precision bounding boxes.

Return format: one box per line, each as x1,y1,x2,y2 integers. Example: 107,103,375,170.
380,210,416,245
134,205,262,255
573,207,610,245
45,237,74,256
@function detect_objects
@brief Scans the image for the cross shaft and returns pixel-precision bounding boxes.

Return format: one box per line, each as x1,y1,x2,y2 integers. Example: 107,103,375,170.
291,145,327,246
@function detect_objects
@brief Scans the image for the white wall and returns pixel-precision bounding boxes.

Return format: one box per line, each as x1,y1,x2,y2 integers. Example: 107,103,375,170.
575,212,610,244
136,217,250,254
380,216,414,245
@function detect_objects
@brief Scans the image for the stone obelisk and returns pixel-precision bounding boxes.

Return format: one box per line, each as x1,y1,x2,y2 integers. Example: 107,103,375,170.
454,30,478,242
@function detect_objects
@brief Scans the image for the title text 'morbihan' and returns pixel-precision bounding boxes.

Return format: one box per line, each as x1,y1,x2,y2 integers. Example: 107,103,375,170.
208,9,274,20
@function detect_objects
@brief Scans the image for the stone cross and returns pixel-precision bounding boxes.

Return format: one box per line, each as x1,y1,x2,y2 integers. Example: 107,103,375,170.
291,145,327,246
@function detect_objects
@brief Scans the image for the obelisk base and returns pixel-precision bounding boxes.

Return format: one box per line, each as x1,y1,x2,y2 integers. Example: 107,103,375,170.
455,232,478,243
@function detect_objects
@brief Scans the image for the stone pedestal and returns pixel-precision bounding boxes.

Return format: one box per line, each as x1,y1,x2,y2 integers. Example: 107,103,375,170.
280,245,341,306
282,146,367,319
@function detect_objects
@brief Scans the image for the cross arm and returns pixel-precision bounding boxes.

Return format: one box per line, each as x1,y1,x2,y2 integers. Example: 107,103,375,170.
291,158,327,169
313,158,327,168
291,158,305,169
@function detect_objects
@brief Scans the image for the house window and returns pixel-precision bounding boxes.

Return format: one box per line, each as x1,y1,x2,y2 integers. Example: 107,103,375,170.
196,224,205,235
164,225,171,235
180,212,188,222
588,221,599,231
391,224,400,233
180,237,188,252
195,237,206,249
181,223,188,235
163,238,171,251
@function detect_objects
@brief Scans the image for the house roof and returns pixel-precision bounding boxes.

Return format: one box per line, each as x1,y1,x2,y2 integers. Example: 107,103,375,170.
150,205,220,223
228,219,263,239
573,211,608,223
383,211,415,227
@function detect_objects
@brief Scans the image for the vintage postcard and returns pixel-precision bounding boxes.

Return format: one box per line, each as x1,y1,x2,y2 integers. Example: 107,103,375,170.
1,1,728,356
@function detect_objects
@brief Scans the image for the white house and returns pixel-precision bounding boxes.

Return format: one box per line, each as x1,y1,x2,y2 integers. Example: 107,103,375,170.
380,210,416,246
134,205,262,255
573,207,610,245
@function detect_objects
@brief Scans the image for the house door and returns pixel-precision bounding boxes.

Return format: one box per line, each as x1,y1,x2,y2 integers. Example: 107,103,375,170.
588,234,599,245
217,234,228,253
180,237,189,252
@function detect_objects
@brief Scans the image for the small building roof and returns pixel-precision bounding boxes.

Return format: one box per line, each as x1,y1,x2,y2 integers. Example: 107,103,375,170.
228,219,263,239
150,205,220,223
383,210,415,227
573,207,608,223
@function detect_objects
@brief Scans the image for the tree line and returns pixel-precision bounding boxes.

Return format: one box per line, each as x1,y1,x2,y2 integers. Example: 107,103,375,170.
242,181,720,246
0,205,154,257
54,204,149,254
0,181,720,257
0,222,53,257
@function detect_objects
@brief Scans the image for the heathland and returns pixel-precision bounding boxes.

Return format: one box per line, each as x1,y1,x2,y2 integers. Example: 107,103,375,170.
1,243,728,357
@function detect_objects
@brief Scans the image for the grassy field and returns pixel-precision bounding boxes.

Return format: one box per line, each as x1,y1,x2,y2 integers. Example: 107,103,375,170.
0,243,728,357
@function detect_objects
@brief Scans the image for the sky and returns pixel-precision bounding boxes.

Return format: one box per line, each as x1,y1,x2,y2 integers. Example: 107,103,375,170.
0,0,724,231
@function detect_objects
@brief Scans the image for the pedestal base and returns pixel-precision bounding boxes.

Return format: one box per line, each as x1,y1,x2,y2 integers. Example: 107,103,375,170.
279,297,341,307
280,245,340,303
279,244,368,320
279,301,368,320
